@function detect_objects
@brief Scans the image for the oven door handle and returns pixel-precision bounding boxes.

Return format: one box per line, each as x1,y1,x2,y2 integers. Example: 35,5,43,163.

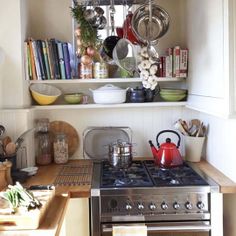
102,222,211,232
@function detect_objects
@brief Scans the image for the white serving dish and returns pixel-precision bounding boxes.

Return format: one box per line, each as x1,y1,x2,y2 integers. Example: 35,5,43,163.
89,84,127,104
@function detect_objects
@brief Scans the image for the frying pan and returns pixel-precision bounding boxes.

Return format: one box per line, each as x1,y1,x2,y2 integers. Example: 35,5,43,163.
131,3,170,44
102,0,120,59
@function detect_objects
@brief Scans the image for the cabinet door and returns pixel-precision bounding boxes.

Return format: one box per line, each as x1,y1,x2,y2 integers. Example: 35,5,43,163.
63,198,90,236
184,0,228,116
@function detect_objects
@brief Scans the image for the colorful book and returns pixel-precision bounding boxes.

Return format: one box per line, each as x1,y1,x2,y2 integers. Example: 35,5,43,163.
36,40,47,80
24,41,30,80
42,40,51,79
180,49,188,77
46,39,55,79
28,39,37,80
62,42,71,79
173,46,180,77
50,38,60,79
56,41,66,79
166,47,173,77
31,40,42,80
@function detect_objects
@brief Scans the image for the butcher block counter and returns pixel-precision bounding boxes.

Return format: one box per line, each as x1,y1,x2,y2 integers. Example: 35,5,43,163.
0,158,236,236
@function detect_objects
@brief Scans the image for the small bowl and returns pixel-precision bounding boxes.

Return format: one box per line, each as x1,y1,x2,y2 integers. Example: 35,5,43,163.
64,93,83,104
21,167,38,176
160,93,187,101
30,84,62,105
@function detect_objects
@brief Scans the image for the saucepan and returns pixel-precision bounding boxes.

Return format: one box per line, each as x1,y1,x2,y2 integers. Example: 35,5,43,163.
108,141,133,169
131,2,170,45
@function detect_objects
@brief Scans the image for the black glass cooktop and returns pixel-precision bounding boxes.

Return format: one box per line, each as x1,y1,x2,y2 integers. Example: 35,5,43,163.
100,160,209,188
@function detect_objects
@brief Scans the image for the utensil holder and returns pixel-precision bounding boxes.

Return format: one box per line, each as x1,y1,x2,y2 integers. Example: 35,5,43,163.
184,136,205,162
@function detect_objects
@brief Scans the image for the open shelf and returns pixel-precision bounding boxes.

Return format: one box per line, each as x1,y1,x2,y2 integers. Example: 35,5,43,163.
28,77,186,84
31,101,187,110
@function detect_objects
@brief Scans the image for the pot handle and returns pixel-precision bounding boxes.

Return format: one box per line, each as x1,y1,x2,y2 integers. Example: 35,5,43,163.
156,129,181,148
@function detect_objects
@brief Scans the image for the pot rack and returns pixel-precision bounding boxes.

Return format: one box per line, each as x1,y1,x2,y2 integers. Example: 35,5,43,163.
74,0,145,5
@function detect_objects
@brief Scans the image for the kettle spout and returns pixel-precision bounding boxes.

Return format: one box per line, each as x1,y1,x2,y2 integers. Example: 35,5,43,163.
148,140,160,164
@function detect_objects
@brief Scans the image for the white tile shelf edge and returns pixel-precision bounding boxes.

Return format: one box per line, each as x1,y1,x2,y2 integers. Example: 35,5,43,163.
28,77,186,84
31,101,187,110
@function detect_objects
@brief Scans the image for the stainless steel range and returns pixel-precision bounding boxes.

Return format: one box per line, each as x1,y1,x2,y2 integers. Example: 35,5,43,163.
90,160,219,236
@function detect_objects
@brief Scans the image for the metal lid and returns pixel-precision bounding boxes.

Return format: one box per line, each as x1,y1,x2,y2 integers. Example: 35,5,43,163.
83,126,132,160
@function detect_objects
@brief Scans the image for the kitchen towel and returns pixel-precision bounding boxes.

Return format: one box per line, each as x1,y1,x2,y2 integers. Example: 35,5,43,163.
112,225,147,236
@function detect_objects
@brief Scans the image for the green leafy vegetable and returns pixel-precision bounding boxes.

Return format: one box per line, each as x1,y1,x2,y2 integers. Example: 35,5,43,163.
0,182,41,213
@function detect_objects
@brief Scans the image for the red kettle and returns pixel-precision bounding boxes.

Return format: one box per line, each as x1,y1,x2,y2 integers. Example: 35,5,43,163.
149,130,183,168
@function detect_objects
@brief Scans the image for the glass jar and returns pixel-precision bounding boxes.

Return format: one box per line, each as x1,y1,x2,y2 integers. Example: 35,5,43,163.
79,62,93,79
53,133,69,164
35,118,52,165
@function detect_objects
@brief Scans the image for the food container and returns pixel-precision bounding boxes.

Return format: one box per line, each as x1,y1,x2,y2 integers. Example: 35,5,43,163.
89,84,127,104
93,62,108,79
53,133,69,164
29,84,62,105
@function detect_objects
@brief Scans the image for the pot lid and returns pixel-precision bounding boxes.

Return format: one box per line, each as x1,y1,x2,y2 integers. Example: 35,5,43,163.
83,126,132,160
95,84,123,91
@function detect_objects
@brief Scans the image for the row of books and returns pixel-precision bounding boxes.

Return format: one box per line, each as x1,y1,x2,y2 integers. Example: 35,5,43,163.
24,38,73,80
157,46,188,78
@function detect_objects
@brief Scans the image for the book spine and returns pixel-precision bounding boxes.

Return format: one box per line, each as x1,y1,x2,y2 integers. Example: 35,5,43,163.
31,40,42,80
47,40,55,79
24,41,30,80
36,40,46,80
173,46,180,77
62,42,71,79
162,56,166,77
166,47,173,77
57,41,66,79
50,39,60,79
42,40,51,79
180,49,188,77
28,39,37,80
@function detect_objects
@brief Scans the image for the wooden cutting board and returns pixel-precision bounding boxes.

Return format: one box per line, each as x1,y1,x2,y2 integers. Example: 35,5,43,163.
0,189,55,230
50,121,79,157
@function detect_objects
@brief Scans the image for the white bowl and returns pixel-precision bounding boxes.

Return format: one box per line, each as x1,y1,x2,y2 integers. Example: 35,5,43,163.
21,167,38,176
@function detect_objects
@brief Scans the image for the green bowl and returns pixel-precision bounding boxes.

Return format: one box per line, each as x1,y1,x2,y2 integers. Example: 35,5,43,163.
160,93,187,101
160,88,187,94
64,93,83,104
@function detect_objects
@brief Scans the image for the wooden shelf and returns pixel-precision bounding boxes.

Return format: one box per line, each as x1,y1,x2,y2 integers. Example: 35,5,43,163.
28,77,186,84
31,101,187,110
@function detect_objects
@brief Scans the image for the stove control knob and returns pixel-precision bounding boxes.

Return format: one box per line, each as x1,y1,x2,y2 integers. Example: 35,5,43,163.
137,203,144,210
125,203,132,211
161,202,168,210
173,202,180,210
197,201,205,210
185,201,193,210
149,203,156,211
109,199,118,209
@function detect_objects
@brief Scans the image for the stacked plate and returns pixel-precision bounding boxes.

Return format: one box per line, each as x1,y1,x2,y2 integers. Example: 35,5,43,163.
160,88,187,101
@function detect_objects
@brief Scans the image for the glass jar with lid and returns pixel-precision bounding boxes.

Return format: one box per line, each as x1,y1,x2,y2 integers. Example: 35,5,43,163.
53,133,69,164
35,118,52,165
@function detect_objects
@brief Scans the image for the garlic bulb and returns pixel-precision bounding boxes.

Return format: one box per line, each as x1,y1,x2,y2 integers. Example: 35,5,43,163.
138,46,159,90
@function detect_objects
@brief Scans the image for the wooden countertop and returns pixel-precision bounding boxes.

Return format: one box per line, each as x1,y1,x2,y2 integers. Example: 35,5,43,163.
1,158,236,236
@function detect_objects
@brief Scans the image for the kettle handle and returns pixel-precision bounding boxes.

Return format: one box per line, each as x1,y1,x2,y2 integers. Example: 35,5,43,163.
156,130,181,148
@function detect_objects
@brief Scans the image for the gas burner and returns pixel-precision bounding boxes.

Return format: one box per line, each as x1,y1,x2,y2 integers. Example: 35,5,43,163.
100,161,153,188
144,160,209,187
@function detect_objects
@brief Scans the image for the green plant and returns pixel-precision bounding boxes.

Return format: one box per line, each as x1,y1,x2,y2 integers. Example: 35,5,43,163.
71,5,101,55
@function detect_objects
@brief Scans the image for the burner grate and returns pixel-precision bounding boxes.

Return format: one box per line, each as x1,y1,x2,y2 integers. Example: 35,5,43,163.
100,161,154,188
144,160,209,187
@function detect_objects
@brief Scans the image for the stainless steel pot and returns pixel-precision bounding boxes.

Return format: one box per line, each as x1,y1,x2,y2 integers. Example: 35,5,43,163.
131,3,170,44
108,141,133,169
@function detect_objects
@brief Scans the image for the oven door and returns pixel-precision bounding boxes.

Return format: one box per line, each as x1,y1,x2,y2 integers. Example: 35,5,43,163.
101,221,210,236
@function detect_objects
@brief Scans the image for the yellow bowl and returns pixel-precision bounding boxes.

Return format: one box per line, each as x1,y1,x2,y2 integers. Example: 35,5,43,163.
30,84,62,105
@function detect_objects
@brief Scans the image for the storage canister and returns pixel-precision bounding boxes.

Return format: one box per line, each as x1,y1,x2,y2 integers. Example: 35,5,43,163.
53,133,69,164
35,118,52,165
79,62,93,79
93,62,108,79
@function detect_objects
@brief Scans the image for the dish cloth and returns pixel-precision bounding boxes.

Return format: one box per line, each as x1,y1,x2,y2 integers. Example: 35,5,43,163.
112,225,147,236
